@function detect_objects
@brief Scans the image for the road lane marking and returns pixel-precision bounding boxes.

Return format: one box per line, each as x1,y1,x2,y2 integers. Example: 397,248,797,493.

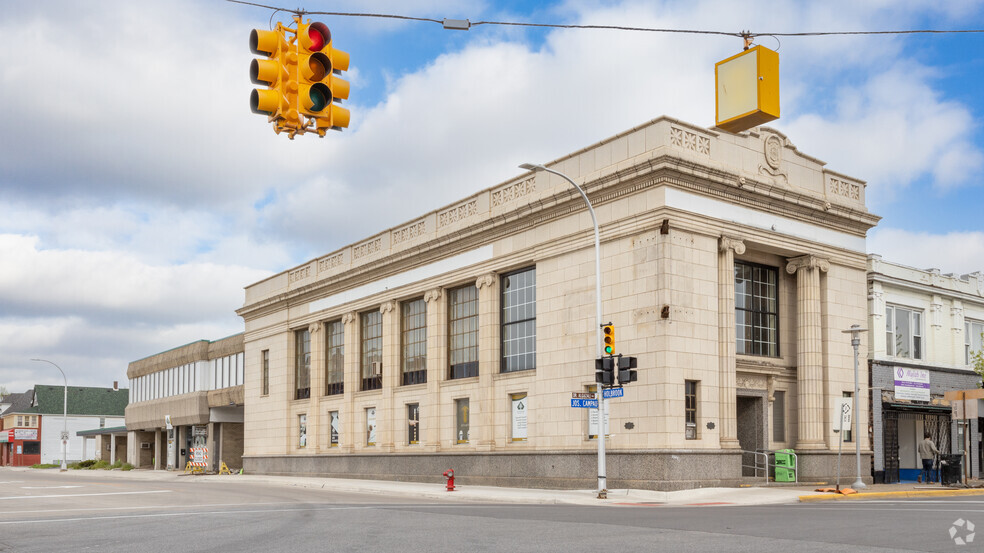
21,486,83,489
0,505,375,525
0,490,171,500
11,501,303,514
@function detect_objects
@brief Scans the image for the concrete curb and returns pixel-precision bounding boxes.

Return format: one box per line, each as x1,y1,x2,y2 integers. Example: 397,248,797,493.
799,488,984,502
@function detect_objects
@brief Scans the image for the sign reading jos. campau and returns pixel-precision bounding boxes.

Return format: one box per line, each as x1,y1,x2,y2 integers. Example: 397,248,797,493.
894,367,930,402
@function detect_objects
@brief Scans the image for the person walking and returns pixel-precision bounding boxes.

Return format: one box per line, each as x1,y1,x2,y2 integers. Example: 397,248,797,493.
918,432,940,484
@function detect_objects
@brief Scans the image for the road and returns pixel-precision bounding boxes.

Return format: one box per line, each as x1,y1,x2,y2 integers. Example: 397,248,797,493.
1,468,980,552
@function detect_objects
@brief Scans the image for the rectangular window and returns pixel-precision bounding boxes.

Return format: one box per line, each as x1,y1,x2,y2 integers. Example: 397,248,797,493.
449,285,479,379
325,320,344,395
886,305,922,360
261,350,270,396
966,320,984,365
511,393,528,442
773,390,786,443
407,403,420,445
99,417,105,428
17,416,22,427
501,268,536,373
842,392,853,442
685,380,698,440
361,311,383,391
401,298,427,385
366,407,377,446
329,411,339,447
295,328,311,399
298,414,307,448
455,398,470,444
735,262,779,357
22,441,40,455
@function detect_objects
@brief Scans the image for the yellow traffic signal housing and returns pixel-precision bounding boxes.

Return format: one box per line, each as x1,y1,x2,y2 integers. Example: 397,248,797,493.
296,20,351,135
250,24,300,135
602,324,615,355
714,45,779,133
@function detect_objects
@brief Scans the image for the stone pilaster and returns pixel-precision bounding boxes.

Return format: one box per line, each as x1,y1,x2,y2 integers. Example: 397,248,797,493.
475,273,498,451
341,312,357,452
786,254,830,450
379,301,398,452
307,322,322,451
718,236,745,449
423,288,445,451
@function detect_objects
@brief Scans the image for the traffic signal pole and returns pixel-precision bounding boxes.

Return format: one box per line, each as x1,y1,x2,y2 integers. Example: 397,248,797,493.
519,163,607,498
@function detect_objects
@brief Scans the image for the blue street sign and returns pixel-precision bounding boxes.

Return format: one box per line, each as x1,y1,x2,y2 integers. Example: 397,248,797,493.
602,387,624,399
571,398,599,408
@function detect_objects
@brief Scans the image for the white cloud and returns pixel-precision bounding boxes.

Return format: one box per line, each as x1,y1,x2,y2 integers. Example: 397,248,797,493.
869,228,984,276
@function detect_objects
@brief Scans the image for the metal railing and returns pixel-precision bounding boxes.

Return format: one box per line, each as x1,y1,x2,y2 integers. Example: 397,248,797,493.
740,449,798,484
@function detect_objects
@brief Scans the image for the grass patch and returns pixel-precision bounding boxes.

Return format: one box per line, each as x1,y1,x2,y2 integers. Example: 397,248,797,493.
30,463,60,469
121,463,134,471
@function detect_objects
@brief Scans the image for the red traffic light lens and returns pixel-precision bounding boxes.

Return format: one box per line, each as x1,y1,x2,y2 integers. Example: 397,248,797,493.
307,22,330,51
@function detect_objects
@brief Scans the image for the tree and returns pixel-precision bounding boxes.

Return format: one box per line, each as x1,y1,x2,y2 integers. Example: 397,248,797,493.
973,346,984,388
0,385,8,397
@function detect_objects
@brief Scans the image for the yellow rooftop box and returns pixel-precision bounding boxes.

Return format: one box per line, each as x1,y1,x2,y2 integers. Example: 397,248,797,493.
715,45,779,133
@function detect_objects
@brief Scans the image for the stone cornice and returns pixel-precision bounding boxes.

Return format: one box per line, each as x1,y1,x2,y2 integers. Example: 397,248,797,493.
239,146,878,321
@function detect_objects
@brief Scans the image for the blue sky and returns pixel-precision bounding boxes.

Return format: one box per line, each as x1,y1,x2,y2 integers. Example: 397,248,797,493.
2,0,984,392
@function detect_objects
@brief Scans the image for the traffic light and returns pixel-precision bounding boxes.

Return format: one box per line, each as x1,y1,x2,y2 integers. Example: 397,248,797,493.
602,324,615,355
595,357,615,386
296,20,351,135
249,24,298,133
617,355,638,385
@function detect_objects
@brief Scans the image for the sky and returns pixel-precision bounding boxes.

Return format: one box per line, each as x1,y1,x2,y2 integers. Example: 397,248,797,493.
2,0,983,393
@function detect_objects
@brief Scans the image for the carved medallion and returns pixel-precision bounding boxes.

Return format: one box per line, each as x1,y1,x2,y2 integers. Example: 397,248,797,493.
764,135,782,170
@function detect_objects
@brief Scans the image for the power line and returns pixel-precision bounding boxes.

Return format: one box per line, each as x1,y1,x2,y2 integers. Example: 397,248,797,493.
227,0,984,38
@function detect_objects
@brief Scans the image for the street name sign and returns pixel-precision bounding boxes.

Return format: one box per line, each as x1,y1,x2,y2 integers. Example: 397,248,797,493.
602,387,624,399
572,392,594,399
571,398,599,409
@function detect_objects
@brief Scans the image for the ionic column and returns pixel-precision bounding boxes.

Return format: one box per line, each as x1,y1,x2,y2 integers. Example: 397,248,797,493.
379,301,398,452
718,236,745,449
475,273,498,451
423,288,445,451
786,254,830,450
307,322,323,451
341,312,357,452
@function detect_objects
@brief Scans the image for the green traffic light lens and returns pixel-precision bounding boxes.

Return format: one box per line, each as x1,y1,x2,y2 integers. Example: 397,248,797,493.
604,346,613,354
309,89,328,112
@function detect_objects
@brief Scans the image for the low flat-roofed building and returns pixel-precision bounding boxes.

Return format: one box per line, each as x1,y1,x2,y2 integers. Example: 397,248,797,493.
238,116,880,489
125,334,244,472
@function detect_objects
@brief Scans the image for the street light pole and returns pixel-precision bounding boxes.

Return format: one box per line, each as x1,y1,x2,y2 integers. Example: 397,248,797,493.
519,163,607,498
30,358,69,472
841,325,868,490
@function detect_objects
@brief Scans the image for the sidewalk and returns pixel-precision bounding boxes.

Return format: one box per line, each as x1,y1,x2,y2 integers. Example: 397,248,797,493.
6,466,983,506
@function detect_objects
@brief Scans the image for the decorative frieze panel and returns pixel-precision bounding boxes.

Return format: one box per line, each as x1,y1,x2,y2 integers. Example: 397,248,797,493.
438,200,478,228
392,220,426,245
669,126,711,155
352,238,382,260
492,178,535,207
736,374,768,390
288,265,311,284
829,177,861,201
318,253,344,273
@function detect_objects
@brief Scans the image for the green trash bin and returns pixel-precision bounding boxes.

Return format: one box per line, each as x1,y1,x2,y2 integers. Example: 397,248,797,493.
774,449,796,482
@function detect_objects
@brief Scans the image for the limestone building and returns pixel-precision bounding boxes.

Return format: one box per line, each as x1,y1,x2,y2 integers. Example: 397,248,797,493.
125,335,245,472
867,255,984,483
238,116,880,489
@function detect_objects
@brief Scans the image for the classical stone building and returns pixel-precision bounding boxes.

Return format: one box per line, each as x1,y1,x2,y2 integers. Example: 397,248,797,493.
238,116,879,489
125,335,245,472
867,255,984,483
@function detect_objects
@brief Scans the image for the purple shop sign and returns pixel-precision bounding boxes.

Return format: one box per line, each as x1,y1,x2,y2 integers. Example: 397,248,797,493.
894,367,930,401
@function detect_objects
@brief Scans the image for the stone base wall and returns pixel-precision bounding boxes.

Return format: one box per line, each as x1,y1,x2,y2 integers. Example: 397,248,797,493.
245,449,745,491
795,451,874,484
245,449,872,489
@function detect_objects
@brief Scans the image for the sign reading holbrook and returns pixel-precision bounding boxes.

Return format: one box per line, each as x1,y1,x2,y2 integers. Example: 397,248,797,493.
894,367,930,402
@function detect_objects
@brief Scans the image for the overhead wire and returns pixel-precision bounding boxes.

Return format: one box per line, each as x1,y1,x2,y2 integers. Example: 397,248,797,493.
227,0,984,38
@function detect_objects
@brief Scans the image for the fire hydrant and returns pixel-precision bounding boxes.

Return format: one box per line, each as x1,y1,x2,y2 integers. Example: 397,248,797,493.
443,469,456,491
